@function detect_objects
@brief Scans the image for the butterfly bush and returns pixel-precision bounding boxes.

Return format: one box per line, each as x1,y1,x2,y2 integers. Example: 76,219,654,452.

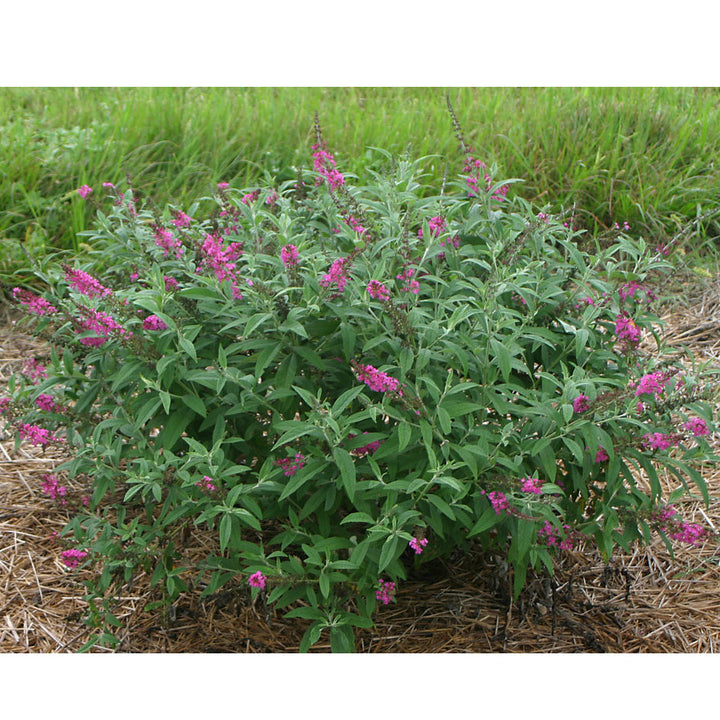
4,109,718,653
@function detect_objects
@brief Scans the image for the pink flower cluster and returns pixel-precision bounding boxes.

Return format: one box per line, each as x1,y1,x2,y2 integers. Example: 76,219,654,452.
281,244,299,269
632,371,673,398
619,281,656,305
64,266,113,299
464,157,508,201
142,315,168,331
248,571,267,589
275,453,306,477
312,143,345,191
171,210,193,228
367,280,391,301
418,216,446,239
241,190,260,205
35,394,57,412
520,476,543,495
615,313,642,352
0,397,10,415
538,521,574,550
61,548,88,568
347,432,384,457
154,226,184,259
41,473,67,501
76,307,130,346
488,490,511,515
595,446,609,463
572,394,590,413
642,432,681,451
684,417,710,437
19,423,58,446
22,359,47,383
12,288,57,316
194,475,216,492
200,234,244,299
396,267,419,294
354,364,399,393
164,276,178,291
344,215,367,236
651,505,708,545
409,537,429,555
320,257,351,295
376,579,396,605
266,190,279,206
77,185,93,199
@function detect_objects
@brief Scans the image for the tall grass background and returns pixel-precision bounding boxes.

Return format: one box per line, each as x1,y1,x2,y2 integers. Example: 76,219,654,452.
2,87,719,282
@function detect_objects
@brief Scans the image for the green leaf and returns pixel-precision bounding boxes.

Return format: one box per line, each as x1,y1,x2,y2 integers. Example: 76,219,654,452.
468,507,500,537
178,335,197,362
398,422,412,453
272,422,319,450
219,513,232,552
378,534,399,573
180,394,207,418
333,447,356,502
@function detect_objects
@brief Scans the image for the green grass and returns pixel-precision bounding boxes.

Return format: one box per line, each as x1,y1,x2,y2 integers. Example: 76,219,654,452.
2,87,720,280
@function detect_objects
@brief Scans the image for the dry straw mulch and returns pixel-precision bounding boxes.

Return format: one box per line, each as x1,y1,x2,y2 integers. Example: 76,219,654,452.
2,281,720,654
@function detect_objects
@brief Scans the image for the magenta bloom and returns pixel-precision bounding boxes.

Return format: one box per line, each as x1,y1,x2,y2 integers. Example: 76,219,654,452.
615,313,642,351
248,571,267,590
64,266,113,299
408,537,428,555
538,522,574,550
520,476,543,495
642,432,681,451
171,210,193,228
200,234,244,299
12,288,58,316
367,280,391,301
19,423,57,446
41,473,67,500
572,394,590,414
376,579,396,605
595,446,609,463
77,185,93,199
61,549,88,568
634,372,668,398
164,276,179,291
418,215,446,240
76,307,130,346
312,143,345,191
354,363,399,393
274,453,305,477
281,244,299,269
488,490,510,515
142,315,168,331
320,257,351,295
35,394,57,412
217,182,230,190
241,190,260,205
684,417,710,437
396,267,420,294
154,227,184,259
194,475,216,492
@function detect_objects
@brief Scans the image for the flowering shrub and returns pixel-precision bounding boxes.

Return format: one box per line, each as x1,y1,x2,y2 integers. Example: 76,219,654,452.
3,109,718,653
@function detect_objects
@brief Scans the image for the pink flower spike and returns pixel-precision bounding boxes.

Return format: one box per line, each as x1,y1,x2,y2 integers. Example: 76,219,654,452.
217,182,230,190
142,315,168,331
520,476,543,494
61,548,88,568
572,394,590,414
409,537,429,555
376,579,396,605
248,571,267,590
366,280,391,301
77,185,93,199
684,417,710,437
281,244,299,269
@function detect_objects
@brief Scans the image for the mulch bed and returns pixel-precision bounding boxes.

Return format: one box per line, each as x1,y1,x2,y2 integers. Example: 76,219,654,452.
2,282,720,653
